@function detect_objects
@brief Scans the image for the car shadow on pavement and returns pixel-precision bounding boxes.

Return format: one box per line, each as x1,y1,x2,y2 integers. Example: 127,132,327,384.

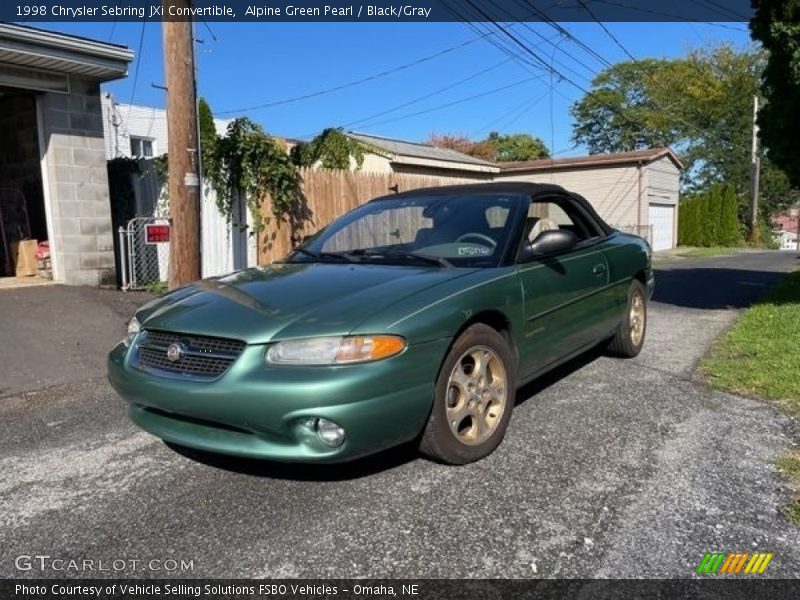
165,440,420,482
514,345,605,407
166,346,609,481
652,267,788,310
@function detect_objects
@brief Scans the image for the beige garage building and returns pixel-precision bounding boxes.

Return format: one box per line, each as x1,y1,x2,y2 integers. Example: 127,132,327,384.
497,148,683,251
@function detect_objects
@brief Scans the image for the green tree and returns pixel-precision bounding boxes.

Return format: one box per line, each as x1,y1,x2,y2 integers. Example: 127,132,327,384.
483,132,549,162
678,185,743,247
750,0,800,187
571,59,684,154
571,44,796,223
719,185,742,246
425,131,549,162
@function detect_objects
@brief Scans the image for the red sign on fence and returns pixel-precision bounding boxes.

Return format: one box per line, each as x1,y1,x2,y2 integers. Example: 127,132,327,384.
145,223,170,244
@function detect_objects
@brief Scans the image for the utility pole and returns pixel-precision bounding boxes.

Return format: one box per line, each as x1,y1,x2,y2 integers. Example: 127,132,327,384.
163,0,201,288
749,94,761,244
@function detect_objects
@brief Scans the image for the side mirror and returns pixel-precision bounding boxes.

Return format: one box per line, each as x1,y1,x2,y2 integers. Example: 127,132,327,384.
523,229,579,258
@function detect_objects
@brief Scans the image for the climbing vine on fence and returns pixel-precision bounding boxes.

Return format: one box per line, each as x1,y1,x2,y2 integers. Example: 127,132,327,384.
204,118,302,233
290,127,376,170
197,105,374,244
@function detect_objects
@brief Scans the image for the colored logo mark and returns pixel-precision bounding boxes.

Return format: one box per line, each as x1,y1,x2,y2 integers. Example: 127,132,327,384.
696,552,773,575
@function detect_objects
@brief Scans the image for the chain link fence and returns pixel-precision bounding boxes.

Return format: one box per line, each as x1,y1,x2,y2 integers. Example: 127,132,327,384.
119,217,170,290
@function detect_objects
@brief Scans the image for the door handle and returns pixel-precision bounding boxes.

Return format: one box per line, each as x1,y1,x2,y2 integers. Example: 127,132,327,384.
592,264,607,276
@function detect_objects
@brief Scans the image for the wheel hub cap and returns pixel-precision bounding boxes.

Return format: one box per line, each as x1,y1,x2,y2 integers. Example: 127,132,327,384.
445,345,508,446
630,293,645,346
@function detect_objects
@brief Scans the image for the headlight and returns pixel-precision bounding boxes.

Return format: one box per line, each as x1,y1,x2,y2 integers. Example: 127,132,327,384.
266,335,406,365
124,316,140,347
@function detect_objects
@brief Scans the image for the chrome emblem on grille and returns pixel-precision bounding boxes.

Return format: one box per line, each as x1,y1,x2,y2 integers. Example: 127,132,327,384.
166,342,187,362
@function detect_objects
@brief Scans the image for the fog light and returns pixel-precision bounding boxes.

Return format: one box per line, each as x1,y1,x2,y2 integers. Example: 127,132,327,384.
315,418,345,448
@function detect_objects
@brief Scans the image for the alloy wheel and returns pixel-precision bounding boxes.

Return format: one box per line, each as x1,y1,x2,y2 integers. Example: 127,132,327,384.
445,345,508,446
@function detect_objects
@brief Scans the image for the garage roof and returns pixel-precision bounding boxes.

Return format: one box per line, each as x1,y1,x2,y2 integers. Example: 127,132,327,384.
500,148,684,172
347,132,500,174
0,23,133,82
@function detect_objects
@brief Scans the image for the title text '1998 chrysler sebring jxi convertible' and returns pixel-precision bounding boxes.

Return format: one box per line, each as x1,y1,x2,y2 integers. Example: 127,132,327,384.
108,183,653,465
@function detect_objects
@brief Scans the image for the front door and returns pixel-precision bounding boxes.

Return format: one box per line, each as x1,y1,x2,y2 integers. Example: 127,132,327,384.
516,196,614,378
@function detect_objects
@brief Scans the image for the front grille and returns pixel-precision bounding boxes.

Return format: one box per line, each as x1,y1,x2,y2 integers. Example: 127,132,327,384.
136,330,246,379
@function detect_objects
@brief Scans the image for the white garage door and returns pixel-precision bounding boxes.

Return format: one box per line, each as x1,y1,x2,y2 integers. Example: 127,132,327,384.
649,203,675,251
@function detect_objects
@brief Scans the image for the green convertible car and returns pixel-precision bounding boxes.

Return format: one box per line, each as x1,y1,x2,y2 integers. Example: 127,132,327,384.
108,183,653,465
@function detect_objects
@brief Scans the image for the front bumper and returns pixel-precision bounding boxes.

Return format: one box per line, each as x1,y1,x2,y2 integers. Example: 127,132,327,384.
108,337,450,463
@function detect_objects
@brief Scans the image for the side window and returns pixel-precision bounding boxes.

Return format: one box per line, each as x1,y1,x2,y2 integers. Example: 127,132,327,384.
526,198,597,243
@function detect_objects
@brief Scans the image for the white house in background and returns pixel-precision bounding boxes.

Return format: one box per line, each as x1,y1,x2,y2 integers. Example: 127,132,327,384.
772,208,799,251
496,148,683,251
100,97,256,279
100,94,232,160
774,228,798,250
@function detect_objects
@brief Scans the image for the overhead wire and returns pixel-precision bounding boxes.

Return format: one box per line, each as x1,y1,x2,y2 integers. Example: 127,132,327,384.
216,32,502,115
342,57,516,130
124,21,147,128
588,0,749,31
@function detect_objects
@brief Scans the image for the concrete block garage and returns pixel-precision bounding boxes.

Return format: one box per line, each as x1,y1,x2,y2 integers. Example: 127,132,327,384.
0,24,132,285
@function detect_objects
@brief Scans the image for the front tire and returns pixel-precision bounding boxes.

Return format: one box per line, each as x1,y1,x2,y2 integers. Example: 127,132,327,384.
420,324,516,465
606,279,647,358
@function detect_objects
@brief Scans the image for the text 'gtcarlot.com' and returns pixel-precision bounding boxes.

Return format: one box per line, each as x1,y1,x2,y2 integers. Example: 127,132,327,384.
14,554,194,573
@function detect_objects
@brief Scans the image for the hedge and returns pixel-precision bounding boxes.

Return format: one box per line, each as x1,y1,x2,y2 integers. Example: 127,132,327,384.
678,184,742,247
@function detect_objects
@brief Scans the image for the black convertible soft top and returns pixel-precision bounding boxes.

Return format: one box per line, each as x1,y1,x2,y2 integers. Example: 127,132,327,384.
369,182,614,236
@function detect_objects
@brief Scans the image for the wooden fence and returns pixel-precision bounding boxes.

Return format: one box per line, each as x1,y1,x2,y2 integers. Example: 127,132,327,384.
257,168,478,264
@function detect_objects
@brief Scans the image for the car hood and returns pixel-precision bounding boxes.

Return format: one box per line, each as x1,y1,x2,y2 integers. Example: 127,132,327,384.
136,263,475,344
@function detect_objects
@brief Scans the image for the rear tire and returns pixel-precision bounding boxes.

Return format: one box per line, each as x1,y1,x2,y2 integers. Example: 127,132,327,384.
420,324,516,465
606,280,647,358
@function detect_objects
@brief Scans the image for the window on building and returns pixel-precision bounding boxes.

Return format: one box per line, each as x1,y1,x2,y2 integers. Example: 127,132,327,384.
130,137,154,158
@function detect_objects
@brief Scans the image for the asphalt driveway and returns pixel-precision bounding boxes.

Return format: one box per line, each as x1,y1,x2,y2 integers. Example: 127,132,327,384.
1,251,799,579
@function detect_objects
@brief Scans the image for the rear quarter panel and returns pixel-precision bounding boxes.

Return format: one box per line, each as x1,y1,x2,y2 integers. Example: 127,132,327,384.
602,231,652,310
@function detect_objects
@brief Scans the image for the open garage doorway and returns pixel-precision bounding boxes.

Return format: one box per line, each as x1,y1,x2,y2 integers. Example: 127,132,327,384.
0,87,48,281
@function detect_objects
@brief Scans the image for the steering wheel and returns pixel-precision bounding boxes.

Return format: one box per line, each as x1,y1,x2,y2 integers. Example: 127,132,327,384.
455,233,497,248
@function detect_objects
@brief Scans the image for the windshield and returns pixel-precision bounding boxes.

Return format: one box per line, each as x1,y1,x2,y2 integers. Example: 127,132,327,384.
288,193,526,268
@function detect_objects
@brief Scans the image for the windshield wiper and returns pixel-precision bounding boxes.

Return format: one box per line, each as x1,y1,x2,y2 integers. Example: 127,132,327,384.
348,249,452,268
287,248,356,263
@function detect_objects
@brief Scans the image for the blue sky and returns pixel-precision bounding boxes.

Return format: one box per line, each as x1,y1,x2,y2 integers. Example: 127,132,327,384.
32,20,753,155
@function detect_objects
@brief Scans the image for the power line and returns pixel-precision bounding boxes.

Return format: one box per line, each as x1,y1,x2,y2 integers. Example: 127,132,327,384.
342,57,515,130
350,76,546,129
473,89,550,135
482,0,601,80
125,21,147,126
463,0,590,92
577,1,636,61
216,33,495,115
471,10,750,158
342,26,565,131
696,0,751,21
588,0,749,31
441,0,569,78
197,16,218,42
575,2,750,155
515,1,615,69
